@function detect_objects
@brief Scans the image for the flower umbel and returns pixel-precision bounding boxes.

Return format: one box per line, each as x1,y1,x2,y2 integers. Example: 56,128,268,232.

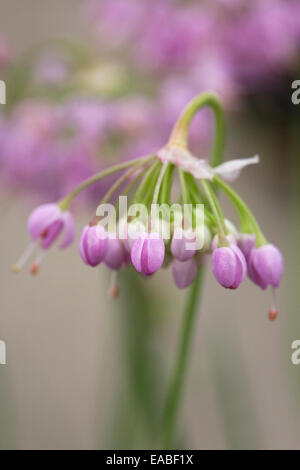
14,92,283,319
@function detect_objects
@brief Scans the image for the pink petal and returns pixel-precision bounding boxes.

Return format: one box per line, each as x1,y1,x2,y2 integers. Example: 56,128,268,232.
104,236,124,270
27,203,62,241
172,258,197,289
131,232,148,273
142,233,165,275
230,244,247,289
60,211,75,249
79,226,89,264
212,247,237,288
41,219,64,249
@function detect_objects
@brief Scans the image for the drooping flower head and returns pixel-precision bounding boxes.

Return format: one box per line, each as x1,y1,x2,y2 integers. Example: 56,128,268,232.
14,91,283,320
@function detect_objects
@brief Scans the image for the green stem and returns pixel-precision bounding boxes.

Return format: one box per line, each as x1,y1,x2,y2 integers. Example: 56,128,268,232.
161,92,226,448
185,174,207,203
213,176,266,246
134,161,161,204
59,155,155,210
101,159,153,205
169,91,225,168
115,165,151,219
178,169,190,205
162,268,205,449
159,164,174,204
201,180,227,241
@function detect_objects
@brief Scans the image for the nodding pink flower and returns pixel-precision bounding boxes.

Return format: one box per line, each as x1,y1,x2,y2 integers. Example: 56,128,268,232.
131,232,165,276
79,225,107,267
104,235,125,270
212,243,247,289
12,203,75,274
172,258,198,289
248,244,283,290
238,233,256,260
171,227,196,262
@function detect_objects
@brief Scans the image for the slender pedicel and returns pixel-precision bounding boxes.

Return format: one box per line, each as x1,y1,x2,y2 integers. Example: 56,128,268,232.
12,241,37,273
30,249,47,276
108,271,120,299
59,155,156,210
268,288,278,321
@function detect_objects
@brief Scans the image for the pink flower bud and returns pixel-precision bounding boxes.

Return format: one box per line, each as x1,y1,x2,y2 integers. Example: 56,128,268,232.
13,203,75,274
79,225,107,267
238,233,256,260
131,232,165,276
104,234,126,269
104,235,125,270
171,227,196,261
172,258,198,289
119,219,146,253
248,244,283,290
212,243,246,289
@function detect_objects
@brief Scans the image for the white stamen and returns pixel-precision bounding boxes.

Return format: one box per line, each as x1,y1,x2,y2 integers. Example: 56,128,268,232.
30,249,47,275
268,288,278,321
271,287,277,311
11,241,37,272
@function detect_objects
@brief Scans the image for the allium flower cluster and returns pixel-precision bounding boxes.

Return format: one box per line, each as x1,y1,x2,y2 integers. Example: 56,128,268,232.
13,93,283,320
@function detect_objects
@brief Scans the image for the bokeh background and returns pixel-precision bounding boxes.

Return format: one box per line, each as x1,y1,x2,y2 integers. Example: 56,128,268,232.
0,0,299,450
